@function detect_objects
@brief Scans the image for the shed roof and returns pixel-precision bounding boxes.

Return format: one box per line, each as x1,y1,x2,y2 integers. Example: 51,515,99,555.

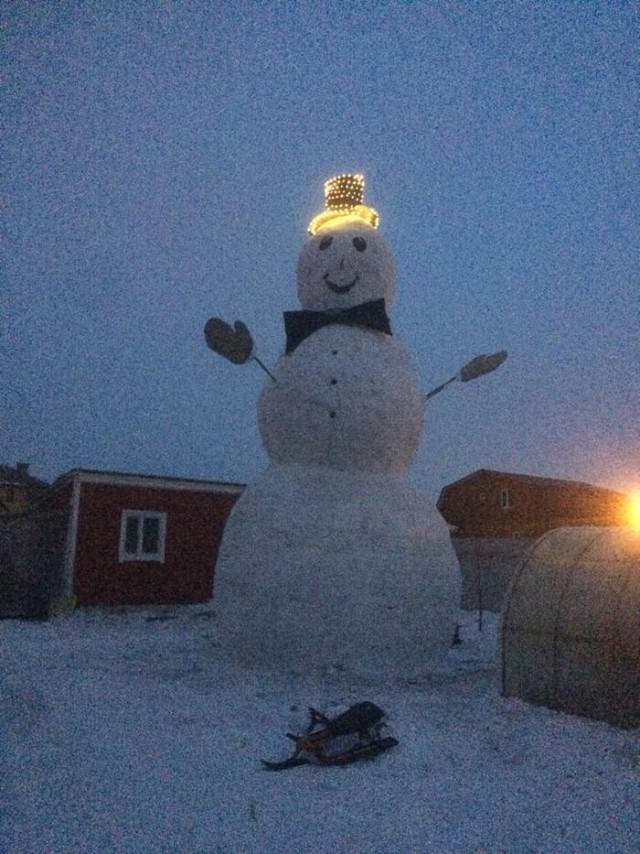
439,469,626,498
51,468,246,495
0,463,48,489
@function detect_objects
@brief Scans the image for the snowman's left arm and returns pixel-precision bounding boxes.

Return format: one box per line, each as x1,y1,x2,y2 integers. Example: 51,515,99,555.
423,375,458,402
423,351,508,402
204,316,278,382
204,316,255,364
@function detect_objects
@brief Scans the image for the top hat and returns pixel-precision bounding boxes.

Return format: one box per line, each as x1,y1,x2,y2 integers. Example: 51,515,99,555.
308,174,379,235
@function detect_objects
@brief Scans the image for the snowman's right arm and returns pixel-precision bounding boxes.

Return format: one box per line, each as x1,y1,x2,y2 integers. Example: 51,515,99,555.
204,317,255,365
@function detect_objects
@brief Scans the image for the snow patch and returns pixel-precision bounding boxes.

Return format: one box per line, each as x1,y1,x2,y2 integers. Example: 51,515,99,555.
2,607,638,853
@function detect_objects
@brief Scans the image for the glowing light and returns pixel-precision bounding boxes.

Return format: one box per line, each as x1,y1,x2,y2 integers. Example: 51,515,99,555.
326,174,365,211
308,173,379,234
626,492,640,530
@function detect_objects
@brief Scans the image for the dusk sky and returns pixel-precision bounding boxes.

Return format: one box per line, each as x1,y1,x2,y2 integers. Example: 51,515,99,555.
4,1,638,500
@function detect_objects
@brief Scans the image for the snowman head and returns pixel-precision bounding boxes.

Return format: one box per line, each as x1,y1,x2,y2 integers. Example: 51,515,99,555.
297,174,397,311
296,221,397,311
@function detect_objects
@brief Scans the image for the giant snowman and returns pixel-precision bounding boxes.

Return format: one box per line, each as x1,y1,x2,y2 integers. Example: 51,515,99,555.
206,174,460,678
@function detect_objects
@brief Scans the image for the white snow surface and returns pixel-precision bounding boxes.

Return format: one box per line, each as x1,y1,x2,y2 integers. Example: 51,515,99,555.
2,607,638,854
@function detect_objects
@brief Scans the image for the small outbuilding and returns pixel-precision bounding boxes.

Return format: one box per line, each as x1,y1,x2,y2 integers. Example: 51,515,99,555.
500,526,640,728
438,469,629,539
0,462,48,516
39,469,244,610
437,469,631,613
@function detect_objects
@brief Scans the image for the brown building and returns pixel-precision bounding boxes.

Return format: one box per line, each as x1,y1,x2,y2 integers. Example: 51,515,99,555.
437,469,629,540
0,463,48,516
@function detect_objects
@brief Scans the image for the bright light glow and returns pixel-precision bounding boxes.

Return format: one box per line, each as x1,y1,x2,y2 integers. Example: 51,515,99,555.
626,492,640,530
326,174,365,211
308,173,379,234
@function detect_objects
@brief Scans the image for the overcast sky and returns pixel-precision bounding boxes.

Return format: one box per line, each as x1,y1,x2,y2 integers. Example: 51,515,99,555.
4,1,638,499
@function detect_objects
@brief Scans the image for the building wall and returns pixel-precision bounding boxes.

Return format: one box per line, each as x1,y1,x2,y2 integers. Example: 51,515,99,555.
41,481,74,513
0,509,69,619
452,536,534,612
73,482,239,607
0,464,48,516
0,484,28,515
438,471,627,539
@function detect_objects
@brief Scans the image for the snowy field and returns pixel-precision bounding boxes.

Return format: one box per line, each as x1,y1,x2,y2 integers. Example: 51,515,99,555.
2,606,638,854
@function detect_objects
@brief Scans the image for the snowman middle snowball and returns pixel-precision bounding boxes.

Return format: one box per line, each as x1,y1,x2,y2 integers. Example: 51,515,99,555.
258,220,425,476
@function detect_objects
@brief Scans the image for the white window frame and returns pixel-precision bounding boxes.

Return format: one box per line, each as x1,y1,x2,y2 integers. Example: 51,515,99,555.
500,488,513,511
119,510,167,563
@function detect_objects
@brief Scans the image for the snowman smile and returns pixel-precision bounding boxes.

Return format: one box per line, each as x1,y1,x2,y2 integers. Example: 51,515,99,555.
323,272,360,294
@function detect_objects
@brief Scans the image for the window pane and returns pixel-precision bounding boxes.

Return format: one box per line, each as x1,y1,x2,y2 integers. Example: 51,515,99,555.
125,516,139,553
142,517,160,555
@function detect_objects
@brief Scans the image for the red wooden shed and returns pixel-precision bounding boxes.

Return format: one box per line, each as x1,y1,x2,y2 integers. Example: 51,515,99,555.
45,469,243,608
437,469,628,540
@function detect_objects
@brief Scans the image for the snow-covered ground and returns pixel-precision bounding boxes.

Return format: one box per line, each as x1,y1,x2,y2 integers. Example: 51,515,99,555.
2,606,638,853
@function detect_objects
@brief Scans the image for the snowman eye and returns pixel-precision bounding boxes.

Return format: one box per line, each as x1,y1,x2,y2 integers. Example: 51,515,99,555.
352,237,367,252
318,236,333,251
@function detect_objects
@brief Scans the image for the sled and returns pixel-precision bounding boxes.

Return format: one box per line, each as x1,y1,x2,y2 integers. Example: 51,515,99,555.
261,701,398,771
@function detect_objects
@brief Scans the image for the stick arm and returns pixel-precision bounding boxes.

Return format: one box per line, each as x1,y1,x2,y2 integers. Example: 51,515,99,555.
423,350,508,402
